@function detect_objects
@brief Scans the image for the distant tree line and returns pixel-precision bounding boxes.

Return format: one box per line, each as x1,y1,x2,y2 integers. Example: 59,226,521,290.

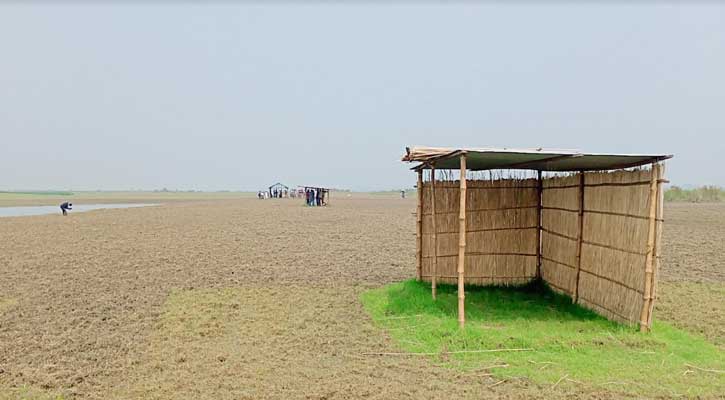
0,191,74,196
664,186,724,202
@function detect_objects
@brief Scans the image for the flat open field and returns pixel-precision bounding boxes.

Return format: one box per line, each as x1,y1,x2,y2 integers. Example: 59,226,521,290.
0,195,723,399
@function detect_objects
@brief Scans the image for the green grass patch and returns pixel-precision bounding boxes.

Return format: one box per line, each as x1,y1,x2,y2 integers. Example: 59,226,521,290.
361,280,724,397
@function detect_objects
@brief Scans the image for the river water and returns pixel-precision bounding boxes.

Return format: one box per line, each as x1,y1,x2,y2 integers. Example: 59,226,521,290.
0,203,159,218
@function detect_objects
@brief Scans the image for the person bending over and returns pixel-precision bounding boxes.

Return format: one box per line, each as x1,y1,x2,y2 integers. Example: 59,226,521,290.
60,201,72,216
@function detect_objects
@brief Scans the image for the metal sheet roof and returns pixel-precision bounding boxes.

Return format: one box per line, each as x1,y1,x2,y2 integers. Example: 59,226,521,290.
402,146,672,172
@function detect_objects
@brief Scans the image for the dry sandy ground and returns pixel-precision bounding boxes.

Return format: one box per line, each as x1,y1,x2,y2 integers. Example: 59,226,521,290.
0,197,722,399
654,203,725,347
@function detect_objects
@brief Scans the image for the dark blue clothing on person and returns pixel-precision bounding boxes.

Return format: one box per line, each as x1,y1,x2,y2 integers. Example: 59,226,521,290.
60,202,72,216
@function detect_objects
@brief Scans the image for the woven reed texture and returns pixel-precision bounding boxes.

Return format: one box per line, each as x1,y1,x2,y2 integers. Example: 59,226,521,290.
539,168,659,325
540,174,580,296
579,169,657,325
420,179,538,286
417,167,663,326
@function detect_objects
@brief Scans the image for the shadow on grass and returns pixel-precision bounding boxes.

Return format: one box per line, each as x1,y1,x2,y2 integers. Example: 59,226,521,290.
384,279,613,326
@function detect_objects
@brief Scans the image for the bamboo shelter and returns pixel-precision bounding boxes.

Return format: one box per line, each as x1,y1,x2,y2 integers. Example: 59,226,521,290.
403,147,672,331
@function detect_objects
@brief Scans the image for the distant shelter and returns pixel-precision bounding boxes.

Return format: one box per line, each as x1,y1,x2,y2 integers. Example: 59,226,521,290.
268,182,289,198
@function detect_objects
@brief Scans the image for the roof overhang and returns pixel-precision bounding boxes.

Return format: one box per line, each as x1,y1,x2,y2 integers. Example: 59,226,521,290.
402,146,672,172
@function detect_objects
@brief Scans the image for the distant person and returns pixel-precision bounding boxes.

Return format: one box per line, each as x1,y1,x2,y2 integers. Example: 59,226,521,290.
60,201,72,216
401,190,406,199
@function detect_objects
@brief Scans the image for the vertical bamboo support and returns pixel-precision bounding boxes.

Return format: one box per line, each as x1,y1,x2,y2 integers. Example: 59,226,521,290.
535,170,543,279
640,163,661,332
431,166,438,300
457,155,467,328
416,169,423,281
573,172,585,303
647,163,665,327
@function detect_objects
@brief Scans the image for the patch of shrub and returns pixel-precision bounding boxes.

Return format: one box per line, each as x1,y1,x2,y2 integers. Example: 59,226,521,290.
664,186,724,202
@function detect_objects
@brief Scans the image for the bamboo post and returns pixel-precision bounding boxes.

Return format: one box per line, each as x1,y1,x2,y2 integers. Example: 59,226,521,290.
431,166,438,300
535,170,543,279
416,169,423,281
647,163,665,327
457,154,467,328
573,172,585,303
640,163,660,332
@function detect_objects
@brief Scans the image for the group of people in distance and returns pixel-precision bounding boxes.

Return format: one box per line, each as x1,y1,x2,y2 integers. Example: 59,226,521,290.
305,187,327,207
258,189,292,199
256,185,328,206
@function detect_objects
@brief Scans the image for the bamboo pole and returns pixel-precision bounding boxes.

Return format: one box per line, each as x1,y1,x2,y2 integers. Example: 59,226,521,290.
573,172,585,303
640,163,660,332
536,170,543,279
431,166,438,300
457,154,467,328
647,163,665,327
416,169,423,281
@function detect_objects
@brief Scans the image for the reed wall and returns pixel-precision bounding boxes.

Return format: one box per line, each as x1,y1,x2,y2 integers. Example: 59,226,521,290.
540,174,580,297
417,166,664,327
420,179,539,286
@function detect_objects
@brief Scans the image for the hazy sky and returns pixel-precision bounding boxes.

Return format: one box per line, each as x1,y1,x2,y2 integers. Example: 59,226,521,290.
1,3,723,191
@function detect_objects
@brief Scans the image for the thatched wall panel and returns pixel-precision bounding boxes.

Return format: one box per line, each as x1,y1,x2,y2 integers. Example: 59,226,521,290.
586,185,650,217
542,174,579,189
538,168,659,326
580,243,645,292
540,174,580,298
586,169,652,185
467,188,538,210
583,213,648,254
542,188,579,210
577,272,644,325
466,229,537,254
542,208,579,239
541,230,578,267
419,178,537,286
422,254,536,285
541,260,575,295
542,175,579,210
468,208,538,231
423,209,538,235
